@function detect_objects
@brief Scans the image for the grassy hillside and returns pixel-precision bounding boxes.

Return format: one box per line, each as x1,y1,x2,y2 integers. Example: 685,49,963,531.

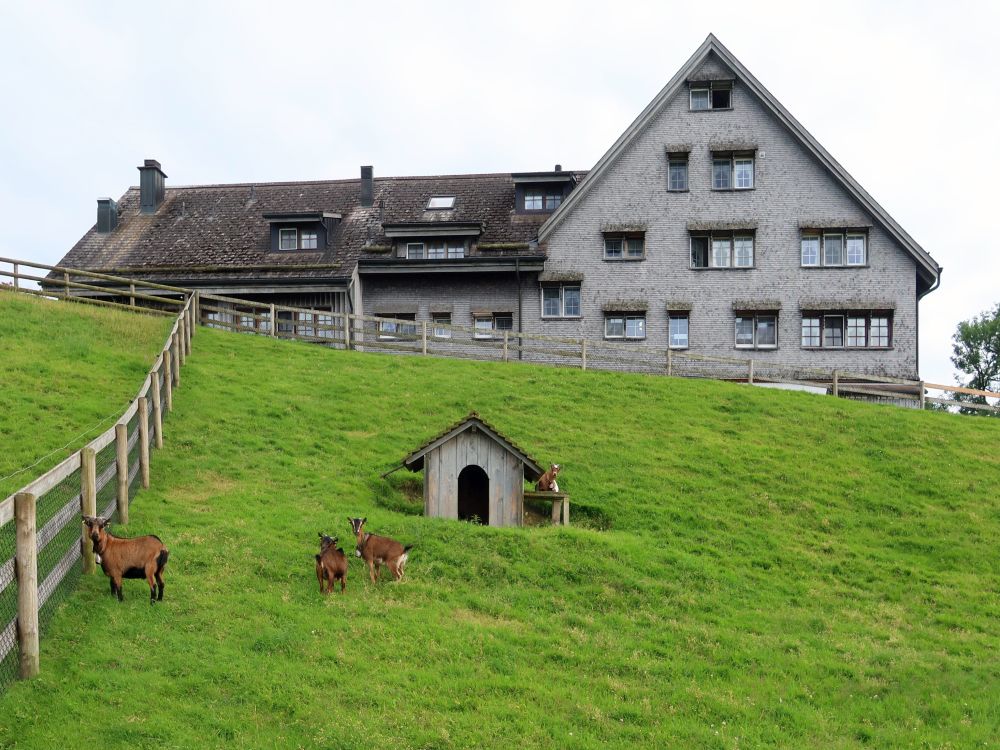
0,320,998,748
0,293,172,499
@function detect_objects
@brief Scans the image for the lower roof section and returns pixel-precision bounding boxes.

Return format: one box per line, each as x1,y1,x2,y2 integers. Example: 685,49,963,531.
358,255,545,275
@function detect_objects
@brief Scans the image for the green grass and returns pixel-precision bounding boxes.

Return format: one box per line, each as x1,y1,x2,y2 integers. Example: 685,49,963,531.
1,307,999,748
0,293,172,499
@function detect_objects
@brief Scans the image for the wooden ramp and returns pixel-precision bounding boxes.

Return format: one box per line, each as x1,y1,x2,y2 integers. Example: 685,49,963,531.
523,491,569,526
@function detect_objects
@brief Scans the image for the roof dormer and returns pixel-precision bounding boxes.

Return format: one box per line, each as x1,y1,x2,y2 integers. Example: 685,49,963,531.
512,166,577,214
263,211,341,252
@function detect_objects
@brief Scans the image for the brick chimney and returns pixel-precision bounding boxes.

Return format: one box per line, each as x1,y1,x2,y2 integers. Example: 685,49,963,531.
138,159,167,214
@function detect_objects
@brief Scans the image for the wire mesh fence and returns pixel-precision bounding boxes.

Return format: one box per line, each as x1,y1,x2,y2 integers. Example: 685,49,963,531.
36,468,83,649
0,517,18,691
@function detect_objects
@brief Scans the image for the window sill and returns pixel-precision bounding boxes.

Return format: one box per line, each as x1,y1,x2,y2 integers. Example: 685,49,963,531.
666,188,690,193
606,337,647,342
800,264,869,269
735,346,778,351
689,107,734,113
690,266,756,271
541,316,583,321
669,345,689,350
603,257,646,262
711,187,755,192
801,346,894,351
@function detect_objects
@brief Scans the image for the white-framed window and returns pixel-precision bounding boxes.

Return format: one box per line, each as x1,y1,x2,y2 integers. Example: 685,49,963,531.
691,233,754,268
300,230,318,250
317,314,335,339
669,313,689,349
690,81,731,110
735,313,777,349
713,153,754,190
406,242,425,259
279,228,298,250
432,314,452,338
426,196,456,209
473,313,513,339
802,232,867,267
604,313,646,340
801,312,891,348
297,312,315,338
523,189,562,211
824,233,843,265
238,313,255,333
604,233,644,260
541,285,581,318
801,316,820,347
378,314,417,340
259,310,271,334
277,310,294,335
668,155,688,191
427,240,465,259
801,235,820,266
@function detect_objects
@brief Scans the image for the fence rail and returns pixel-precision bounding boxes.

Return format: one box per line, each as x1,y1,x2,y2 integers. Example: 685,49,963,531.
0,281,196,690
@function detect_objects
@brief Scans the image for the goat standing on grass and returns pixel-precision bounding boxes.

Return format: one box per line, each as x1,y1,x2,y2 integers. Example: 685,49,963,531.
315,533,348,594
348,517,412,583
82,515,169,604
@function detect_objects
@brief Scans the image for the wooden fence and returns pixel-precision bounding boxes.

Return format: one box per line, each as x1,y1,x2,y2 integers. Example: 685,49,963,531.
0,285,196,688
1,255,997,416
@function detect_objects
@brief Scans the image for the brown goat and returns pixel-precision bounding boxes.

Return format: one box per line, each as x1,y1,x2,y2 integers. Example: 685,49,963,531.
348,517,412,583
315,533,348,594
536,463,562,493
82,515,168,604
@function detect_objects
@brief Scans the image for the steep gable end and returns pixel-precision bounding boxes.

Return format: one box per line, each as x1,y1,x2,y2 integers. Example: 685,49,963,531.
539,34,940,292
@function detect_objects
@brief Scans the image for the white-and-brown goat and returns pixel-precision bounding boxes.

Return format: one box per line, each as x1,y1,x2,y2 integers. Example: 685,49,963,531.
348,517,412,583
82,515,169,604
315,533,348,594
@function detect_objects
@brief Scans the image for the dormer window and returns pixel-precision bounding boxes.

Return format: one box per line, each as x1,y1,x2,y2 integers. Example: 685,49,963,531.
300,230,318,250
690,81,732,111
279,228,297,251
524,189,563,211
427,196,456,210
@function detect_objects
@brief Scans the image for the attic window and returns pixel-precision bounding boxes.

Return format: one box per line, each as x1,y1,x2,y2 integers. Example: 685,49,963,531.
279,228,297,251
690,81,732,111
427,196,456,210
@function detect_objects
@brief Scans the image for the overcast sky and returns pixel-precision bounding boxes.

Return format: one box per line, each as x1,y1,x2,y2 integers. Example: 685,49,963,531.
1,0,997,385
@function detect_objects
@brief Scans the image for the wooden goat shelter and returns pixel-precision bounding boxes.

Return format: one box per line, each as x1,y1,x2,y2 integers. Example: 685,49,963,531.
402,412,544,527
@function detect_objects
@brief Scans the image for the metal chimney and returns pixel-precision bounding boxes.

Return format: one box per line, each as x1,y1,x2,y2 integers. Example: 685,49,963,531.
360,165,374,207
138,159,167,214
96,198,118,233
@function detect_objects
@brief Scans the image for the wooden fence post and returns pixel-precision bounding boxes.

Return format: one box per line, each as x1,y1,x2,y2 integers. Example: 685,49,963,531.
14,492,39,679
422,321,428,356
151,366,164,447
581,339,587,370
666,347,673,377
12,262,19,291
270,304,277,337
163,349,174,413
503,331,509,362
177,321,187,367
832,370,839,398
63,271,70,297
344,313,351,349
184,307,192,356
171,333,181,387
919,381,926,410
138,397,150,488
81,447,97,574
748,359,755,385
129,283,136,308
115,423,129,525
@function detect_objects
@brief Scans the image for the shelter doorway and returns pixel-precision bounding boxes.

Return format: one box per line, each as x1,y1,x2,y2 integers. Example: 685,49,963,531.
457,465,489,524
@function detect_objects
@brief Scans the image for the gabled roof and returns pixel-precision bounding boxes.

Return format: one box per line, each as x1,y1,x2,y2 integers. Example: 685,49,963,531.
402,411,544,481
538,34,942,292
57,172,585,284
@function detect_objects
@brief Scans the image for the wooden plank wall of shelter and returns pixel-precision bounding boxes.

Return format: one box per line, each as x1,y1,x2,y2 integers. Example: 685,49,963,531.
0,274,196,689
2,256,998,414
423,429,525,527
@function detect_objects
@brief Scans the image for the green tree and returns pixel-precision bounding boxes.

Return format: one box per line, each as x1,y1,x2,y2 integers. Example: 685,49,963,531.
950,303,1000,415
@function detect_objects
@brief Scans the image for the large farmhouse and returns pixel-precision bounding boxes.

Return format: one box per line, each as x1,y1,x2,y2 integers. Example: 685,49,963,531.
54,35,940,379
